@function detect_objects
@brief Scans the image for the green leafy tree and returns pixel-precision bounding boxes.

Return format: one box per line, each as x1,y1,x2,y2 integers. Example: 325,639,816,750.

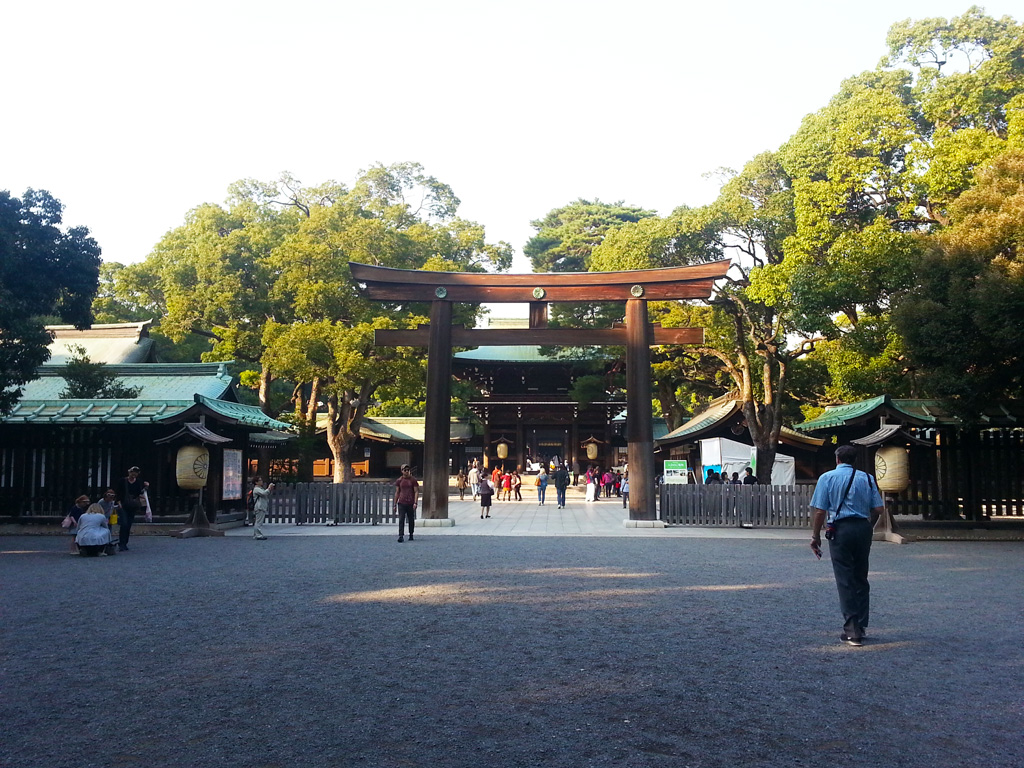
881,8,1024,416
58,345,141,399
526,199,658,330
591,152,811,481
0,189,101,414
893,148,1024,415
525,199,655,273
133,164,511,481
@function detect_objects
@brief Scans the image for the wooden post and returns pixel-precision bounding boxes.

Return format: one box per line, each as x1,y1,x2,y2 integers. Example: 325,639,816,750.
529,301,548,328
570,416,579,483
626,299,656,520
422,300,452,518
482,418,491,470
516,418,524,473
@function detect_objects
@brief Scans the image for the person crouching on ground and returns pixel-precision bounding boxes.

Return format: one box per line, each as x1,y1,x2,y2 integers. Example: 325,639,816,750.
66,495,90,553
252,476,274,540
810,444,884,647
76,503,112,556
98,489,120,523
394,464,419,542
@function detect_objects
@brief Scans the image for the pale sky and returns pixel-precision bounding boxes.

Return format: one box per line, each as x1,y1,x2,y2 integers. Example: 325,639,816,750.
3,1,1018,277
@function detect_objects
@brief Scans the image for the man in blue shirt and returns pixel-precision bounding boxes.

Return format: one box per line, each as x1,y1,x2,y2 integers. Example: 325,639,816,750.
810,445,884,647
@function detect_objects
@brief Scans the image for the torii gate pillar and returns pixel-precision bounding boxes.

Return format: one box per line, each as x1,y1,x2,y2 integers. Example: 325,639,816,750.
625,299,657,521
422,299,453,520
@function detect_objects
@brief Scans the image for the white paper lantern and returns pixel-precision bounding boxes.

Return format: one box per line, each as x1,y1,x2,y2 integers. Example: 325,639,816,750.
176,444,210,489
874,446,909,493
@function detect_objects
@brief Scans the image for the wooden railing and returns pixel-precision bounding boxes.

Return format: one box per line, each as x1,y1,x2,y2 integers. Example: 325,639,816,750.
660,484,815,527
265,482,395,525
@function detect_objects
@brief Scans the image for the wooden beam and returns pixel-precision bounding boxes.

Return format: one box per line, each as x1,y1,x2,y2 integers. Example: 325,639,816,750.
356,282,717,303
375,325,704,347
350,259,731,288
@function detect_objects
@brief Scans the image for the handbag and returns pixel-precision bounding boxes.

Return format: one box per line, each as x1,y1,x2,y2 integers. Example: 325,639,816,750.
110,511,118,525
61,514,75,528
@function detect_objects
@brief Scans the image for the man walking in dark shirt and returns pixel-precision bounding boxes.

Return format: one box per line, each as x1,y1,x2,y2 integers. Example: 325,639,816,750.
394,465,419,543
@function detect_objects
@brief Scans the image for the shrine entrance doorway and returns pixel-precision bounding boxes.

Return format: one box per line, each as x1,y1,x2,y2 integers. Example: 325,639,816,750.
350,260,729,525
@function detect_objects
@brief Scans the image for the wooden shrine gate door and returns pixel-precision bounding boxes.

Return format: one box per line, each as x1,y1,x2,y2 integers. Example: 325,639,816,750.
350,260,730,524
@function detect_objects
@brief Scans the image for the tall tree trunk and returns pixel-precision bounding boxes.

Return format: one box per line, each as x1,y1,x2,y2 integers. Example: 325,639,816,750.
258,365,274,416
325,383,372,483
656,379,686,432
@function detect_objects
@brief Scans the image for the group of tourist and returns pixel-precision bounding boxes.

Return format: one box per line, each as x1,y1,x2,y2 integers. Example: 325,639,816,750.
63,466,149,556
582,466,628,503
704,467,759,485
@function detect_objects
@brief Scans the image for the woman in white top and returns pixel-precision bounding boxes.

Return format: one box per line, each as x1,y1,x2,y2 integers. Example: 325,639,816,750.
75,503,111,556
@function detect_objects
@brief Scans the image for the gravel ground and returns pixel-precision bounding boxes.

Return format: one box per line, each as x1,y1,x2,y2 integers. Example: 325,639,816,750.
2,534,1022,768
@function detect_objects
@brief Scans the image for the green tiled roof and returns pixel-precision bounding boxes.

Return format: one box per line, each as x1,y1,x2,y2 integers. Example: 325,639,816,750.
44,321,155,365
797,396,1024,431
2,394,293,430
17,363,233,401
315,415,474,443
610,411,671,440
194,395,293,430
796,396,891,432
454,346,612,363
657,398,740,443
3,399,194,424
656,395,824,448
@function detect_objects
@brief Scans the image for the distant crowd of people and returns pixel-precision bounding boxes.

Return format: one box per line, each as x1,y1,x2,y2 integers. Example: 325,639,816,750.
703,466,759,485
453,459,633,514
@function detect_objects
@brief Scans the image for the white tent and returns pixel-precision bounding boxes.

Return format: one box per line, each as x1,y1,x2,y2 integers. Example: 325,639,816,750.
698,437,796,486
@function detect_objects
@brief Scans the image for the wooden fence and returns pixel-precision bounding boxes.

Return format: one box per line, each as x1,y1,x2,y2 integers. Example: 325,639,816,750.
265,482,395,525
660,484,815,527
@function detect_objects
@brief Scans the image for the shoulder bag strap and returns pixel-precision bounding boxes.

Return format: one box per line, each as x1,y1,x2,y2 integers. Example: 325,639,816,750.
833,468,858,518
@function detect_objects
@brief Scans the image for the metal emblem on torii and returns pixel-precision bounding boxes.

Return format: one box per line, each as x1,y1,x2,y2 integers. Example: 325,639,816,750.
350,259,730,526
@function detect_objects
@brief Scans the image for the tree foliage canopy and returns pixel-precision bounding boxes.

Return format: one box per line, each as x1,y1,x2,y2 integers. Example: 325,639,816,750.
102,163,511,480
0,189,101,414
559,7,1024,473
59,344,141,399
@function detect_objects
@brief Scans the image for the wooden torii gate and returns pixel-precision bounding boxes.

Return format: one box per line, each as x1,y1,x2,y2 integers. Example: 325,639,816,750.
350,260,730,525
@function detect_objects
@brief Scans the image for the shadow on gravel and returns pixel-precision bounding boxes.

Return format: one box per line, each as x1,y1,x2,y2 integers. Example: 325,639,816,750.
2,535,1022,768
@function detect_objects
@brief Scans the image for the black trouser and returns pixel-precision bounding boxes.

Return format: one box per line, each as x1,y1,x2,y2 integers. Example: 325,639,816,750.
119,504,138,548
397,503,415,537
828,516,873,638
